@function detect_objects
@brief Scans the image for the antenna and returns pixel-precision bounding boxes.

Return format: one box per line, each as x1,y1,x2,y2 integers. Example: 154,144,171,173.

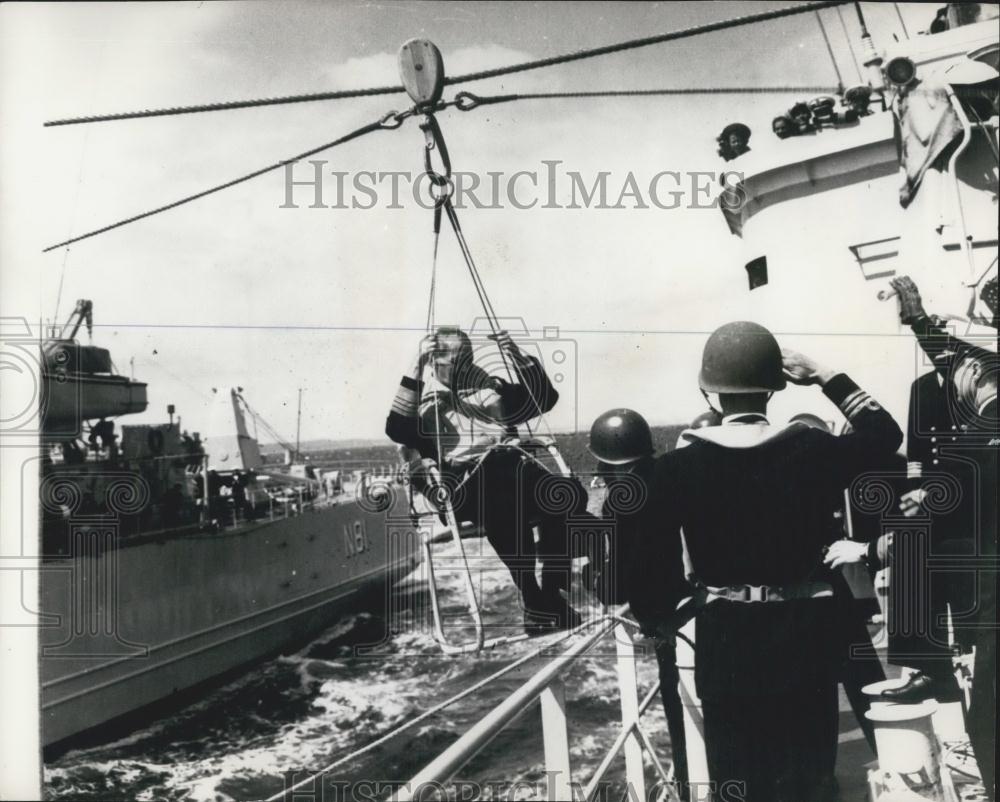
854,1,886,99
295,387,303,463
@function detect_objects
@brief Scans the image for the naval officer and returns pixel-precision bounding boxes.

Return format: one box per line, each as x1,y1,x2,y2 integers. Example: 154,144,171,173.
386,326,585,633
633,321,902,802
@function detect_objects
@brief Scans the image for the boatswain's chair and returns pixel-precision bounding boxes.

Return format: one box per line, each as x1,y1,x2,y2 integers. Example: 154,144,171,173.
408,436,575,654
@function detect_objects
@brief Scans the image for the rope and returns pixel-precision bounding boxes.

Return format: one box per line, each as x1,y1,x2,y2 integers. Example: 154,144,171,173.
425,214,441,333
474,87,838,103
42,113,400,253
44,84,406,127
836,5,865,84
263,616,609,802
444,0,846,87
814,11,844,93
53,248,71,327
439,197,516,388
45,1,847,127
438,195,569,442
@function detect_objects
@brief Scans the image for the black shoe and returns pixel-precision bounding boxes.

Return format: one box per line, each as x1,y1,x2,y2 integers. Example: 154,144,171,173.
881,672,936,703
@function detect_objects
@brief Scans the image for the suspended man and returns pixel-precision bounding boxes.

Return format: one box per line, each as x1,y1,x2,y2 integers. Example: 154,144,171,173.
386,326,586,633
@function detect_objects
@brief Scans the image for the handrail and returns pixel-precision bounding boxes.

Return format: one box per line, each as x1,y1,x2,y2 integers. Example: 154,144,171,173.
393,611,703,802
393,614,619,800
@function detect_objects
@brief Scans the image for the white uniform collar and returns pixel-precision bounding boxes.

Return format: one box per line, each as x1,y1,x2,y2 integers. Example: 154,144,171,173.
679,415,810,449
721,412,770,425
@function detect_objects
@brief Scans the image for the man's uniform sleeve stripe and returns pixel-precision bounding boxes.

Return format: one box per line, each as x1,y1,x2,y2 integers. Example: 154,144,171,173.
390,375,423,417
841,389,875,421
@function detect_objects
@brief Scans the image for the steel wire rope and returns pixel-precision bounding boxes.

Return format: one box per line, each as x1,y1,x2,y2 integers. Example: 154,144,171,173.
45,1,847,127
42,113,401,252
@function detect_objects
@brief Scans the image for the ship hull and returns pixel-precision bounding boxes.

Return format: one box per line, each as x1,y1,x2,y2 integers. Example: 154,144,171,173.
39,491,419,748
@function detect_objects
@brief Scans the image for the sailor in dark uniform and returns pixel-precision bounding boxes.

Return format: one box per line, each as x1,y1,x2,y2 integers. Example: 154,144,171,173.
633,321,902,802
890,276,998,799
386,326,585,632
587,408,692,801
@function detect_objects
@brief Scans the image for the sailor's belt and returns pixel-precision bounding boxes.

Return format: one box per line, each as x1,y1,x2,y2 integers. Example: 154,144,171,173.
704,581,833,603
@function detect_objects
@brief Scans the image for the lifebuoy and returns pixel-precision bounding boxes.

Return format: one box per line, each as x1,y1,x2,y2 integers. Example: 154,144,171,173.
147,428,165,455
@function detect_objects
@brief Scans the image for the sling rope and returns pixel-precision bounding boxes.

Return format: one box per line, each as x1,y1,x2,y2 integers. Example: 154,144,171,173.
44,1,847,127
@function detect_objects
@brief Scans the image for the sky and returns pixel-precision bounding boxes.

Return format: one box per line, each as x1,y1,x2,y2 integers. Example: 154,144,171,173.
0,1,946,442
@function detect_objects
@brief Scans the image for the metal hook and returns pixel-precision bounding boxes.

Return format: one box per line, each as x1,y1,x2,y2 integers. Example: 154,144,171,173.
419,113,452,180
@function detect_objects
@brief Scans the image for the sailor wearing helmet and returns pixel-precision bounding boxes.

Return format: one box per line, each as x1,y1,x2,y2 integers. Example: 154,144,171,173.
633,321,902,802
587,407,693,801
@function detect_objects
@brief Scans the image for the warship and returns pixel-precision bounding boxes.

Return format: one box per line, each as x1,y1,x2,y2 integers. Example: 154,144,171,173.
37,300,419,749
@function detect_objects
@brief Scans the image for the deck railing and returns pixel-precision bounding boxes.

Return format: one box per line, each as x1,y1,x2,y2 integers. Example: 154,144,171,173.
393,611,706,802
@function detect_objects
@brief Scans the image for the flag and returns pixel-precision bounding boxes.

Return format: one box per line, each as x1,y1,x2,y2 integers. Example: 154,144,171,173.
894,79,965,208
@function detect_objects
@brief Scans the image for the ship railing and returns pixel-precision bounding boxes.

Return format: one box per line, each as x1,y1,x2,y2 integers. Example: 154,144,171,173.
393,610,705,802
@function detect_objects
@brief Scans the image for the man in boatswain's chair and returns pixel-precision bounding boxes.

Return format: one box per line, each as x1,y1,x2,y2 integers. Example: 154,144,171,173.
386,325,586,633
632,321,902,802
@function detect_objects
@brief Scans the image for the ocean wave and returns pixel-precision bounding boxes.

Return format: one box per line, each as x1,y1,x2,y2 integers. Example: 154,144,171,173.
44,531,641,801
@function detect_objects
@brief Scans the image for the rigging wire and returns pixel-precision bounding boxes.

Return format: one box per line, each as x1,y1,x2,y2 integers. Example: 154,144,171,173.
42,111,402,253
893,3,910,40
42,83,839,254
236,392,297,452
443,0,847,87
44,0,847,127
53,248,72,329
836,5,865,84
451,86,839,110
814,10,845,93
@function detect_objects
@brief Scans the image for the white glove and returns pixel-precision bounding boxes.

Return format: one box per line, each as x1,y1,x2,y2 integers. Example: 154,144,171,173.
823,539,868,569
899,488,927,518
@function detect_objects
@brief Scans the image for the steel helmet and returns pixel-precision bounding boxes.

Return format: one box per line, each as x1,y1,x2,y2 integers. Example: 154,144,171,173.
790,412,830,432
588,408,654,465
690,409,723,429
699,321,786,394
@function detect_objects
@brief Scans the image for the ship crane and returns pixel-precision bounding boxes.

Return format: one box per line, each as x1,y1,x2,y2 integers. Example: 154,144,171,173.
52,298,94,341
232,389,302,464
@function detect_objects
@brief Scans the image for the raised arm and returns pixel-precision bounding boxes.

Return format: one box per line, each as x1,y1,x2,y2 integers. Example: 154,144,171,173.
782,349,904,484
488,330,559,426
891,276,993,373
385,336,438,457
